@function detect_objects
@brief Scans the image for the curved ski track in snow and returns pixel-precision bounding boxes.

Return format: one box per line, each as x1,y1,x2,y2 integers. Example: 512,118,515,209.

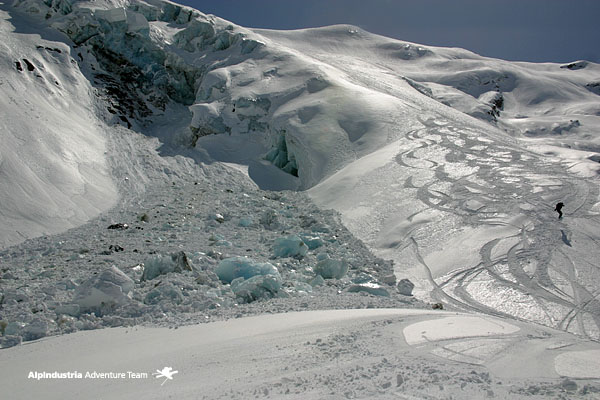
279,26,600,341
312,114,600,341
414,117,599,339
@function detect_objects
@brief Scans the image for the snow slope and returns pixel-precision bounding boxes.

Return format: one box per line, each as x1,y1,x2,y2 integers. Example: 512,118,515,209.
2,0,598,249
258,28,600,340
1,0,600,397
0,6,118,248
3,309,600,399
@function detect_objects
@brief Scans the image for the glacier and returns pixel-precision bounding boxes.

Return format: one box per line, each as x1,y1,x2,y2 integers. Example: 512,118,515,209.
2,0,599,247
1,0,600,397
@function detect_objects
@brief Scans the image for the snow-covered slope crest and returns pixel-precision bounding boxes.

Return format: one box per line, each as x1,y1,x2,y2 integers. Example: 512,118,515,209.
0,5,118,248
7,0,600,196
255,25,600,153
1,0,423,205
2,0,498,194
3,0,599,243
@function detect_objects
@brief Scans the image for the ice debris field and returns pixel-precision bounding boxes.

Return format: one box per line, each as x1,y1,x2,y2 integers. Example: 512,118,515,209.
1,0,600,398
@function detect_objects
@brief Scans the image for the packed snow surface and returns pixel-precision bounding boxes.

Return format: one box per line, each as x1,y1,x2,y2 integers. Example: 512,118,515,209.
1,0,599,398
3,309,600,399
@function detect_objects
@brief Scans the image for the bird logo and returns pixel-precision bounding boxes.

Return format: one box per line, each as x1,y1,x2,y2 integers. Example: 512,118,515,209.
152,367,178,386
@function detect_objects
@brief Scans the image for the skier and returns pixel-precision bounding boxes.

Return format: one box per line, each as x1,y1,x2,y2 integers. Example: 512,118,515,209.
554,202,564,219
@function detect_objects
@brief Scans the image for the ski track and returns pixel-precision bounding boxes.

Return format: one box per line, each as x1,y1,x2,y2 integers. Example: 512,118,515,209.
293,42,599,342
365,114,600,340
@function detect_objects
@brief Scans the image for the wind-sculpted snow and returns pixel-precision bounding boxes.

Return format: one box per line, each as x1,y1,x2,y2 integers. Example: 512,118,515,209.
256,25,600,154
0,6,118,248
8,0,600,195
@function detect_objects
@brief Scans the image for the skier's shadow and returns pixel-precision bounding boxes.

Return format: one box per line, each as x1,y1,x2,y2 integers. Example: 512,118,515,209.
560,230,572,247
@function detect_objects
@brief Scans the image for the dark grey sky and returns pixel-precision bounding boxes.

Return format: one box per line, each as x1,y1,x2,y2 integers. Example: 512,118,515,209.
171,0,599,63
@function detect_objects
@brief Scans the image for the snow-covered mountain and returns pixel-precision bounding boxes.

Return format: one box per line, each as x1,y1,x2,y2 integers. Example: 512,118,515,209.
2,0,599,246
1,0,600,397
2,0,600,244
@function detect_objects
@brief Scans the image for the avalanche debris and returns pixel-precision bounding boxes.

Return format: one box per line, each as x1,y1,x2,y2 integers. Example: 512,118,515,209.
0,167,422,348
